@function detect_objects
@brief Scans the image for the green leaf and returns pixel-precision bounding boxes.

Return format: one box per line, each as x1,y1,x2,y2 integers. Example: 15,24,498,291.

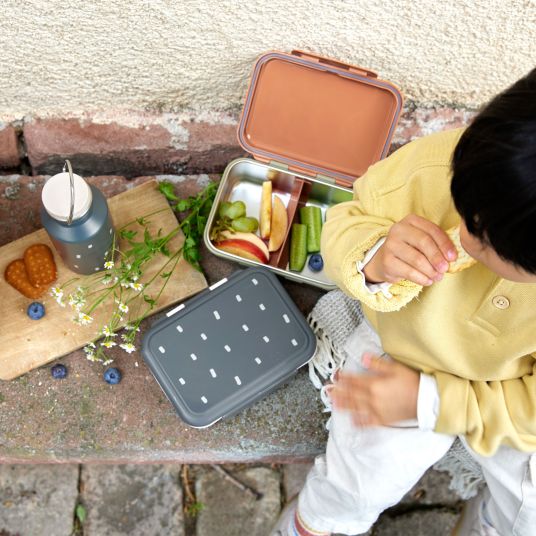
185,501,204,517
76,504,87,523
158,181,179,201
136,217,147,225
143,295,156,306
175,199,191,212
120,229,137,240
144,228,152,246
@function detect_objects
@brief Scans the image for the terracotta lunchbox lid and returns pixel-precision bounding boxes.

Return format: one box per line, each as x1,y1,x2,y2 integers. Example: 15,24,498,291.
238,50,403,186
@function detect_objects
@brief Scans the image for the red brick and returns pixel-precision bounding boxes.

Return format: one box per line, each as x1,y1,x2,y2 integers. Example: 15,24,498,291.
24,116,244,177
0,125,20,169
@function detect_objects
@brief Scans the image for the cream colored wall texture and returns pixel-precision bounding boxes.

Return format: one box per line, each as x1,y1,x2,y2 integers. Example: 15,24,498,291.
1,0,535,120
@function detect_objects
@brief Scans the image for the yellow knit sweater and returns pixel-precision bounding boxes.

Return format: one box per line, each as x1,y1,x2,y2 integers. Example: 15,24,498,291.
321,128,536,456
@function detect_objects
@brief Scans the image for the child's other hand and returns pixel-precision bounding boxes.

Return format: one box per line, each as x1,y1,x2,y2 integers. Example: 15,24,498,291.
329,353,420,427
363,214,457,287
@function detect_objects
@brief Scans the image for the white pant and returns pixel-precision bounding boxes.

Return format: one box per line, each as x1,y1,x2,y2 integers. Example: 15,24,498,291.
298,396,536,535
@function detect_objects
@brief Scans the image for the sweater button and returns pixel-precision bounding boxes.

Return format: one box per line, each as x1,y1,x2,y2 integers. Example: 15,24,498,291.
492,295,510,309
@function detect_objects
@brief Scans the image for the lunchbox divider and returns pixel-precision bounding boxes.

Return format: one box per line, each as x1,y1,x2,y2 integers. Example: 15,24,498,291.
269,177,304,267
274,179,311,269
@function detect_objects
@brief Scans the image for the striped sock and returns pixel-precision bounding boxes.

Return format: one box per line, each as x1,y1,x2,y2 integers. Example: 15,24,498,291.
290,509,330,536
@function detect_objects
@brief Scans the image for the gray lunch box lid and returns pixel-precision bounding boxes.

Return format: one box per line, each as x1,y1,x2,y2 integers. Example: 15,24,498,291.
141,267,317,428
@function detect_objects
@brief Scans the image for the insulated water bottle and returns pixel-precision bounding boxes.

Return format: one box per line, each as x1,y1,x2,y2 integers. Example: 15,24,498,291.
41,160,114,275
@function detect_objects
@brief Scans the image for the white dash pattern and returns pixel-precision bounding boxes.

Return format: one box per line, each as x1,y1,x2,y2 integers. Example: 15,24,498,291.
234,376,242,386
190,353,197,361
210,368,217,378
242,324,249,332
263,336,270,343
179,377,185,385
259,303,266,311
283,314,290,323
255,357,262,364
158,346,166,354
201,396,208,404
213,310,221,320
176,325,183,333
224,345,231,352
200,333,207,340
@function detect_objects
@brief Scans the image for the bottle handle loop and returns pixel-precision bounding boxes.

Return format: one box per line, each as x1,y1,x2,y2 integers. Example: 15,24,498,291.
62,159,75,225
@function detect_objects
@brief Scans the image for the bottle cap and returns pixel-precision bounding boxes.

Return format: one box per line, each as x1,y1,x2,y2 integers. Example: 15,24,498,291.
42,172,92,222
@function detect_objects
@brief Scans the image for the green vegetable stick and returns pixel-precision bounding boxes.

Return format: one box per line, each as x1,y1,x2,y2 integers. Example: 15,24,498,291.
289,223,308,272
299,206,322,253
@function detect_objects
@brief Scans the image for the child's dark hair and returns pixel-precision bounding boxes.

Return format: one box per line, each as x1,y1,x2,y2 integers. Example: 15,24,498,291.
451,67,536,273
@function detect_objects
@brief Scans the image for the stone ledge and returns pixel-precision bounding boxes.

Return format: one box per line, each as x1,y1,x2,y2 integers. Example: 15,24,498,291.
0,174,325,464
0,104,477,463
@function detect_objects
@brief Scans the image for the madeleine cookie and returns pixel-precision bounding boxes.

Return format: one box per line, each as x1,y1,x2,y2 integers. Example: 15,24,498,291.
4,259,45,299
23,244,57,287
446,226,477,273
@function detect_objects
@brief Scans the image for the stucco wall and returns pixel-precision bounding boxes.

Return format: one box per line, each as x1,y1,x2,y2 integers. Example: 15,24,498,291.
1,0,535,120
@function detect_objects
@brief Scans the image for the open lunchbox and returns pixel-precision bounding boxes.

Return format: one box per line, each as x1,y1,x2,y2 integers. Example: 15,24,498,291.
204,50,403,289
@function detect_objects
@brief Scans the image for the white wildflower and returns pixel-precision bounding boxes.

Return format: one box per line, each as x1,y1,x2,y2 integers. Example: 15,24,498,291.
101,340,117,348
101,325,117,337
83,345,96,354
131,274,139,282
50,286,66,306
68,293,85,310
124,324,140,332
129,282,144,291
102,359,114,366
86,353,97,362
120,343,136,354
50,286,63,298
118,302,129,313
120,281,130,288
104,261,114,270
78,312,93,325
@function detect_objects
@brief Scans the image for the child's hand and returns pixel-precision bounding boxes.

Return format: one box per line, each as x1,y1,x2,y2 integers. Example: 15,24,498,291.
363,214,457,287
328,353,420,427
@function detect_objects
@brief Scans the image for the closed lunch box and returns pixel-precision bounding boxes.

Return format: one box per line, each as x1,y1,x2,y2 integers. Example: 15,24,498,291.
141,267,317,428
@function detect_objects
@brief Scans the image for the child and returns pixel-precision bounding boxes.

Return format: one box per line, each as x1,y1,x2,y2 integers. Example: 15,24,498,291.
271,67,536,536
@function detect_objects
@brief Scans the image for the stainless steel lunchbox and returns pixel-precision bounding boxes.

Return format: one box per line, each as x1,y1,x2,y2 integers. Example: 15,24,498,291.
204,50,403,290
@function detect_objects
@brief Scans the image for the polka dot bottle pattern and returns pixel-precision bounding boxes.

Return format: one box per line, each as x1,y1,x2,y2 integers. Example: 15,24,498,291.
41,162,115,275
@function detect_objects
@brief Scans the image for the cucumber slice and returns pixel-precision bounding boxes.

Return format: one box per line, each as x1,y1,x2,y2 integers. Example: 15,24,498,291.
299,205,322,253
289,223,308,272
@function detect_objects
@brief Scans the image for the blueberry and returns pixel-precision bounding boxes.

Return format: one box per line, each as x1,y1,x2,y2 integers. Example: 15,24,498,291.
104,367,122,385
308,253,324,272
51,364,68,379
27,302,45,320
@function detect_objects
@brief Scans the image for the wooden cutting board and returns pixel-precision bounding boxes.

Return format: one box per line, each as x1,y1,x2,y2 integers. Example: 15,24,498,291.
0,180,207,380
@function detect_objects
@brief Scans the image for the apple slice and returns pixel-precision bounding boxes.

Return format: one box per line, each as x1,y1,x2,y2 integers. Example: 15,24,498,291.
268,195,288,252
218,230,269,261
215,239,268,264
260,181,272,239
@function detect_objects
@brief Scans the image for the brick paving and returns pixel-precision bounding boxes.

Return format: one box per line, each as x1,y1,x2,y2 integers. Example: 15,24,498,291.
0,463,463,535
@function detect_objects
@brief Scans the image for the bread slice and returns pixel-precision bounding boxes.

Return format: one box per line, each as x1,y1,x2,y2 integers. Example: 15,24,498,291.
446,226,477,273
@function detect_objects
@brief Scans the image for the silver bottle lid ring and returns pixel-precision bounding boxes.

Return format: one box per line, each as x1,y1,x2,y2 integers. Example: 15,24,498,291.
62,159,76,225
